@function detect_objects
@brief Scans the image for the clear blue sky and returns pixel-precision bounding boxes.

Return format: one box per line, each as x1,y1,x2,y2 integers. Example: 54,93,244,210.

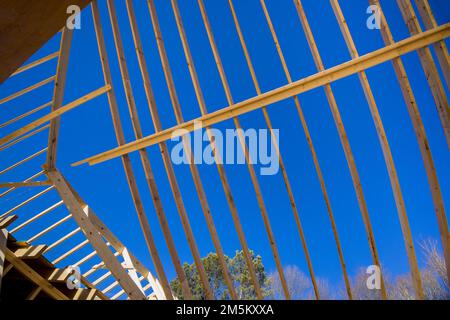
1,0,449,292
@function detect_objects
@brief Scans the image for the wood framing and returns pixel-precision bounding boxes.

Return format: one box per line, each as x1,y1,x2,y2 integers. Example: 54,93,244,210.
72,22,450,166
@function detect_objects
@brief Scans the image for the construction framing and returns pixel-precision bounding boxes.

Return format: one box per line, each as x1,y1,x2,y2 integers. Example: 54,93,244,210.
0,0,449,300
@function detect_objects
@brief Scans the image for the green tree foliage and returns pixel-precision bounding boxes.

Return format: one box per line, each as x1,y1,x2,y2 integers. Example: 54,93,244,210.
170,250,272,300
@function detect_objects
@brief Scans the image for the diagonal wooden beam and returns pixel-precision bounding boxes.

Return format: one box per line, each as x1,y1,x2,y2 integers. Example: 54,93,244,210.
11,52,59,77
369,0,450,288
294,0,387,299
5,248,69,300
331,0,424,299
90,0,174,300
170,0,263,299
47,27,74,169
47,169,147,300
197,0,290,299
397,0,450,148
414,0,450,89
0,75,55,105
0,148,47,176
71,22,450,167
0,181,52,188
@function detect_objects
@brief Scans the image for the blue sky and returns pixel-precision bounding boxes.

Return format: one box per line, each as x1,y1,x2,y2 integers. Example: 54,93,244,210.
1,0,449,293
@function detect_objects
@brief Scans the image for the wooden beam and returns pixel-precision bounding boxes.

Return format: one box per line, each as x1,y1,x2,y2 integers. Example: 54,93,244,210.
48,169,146,300
5,248,69,300
331,0,424,299
414,0,450,89
294,0,387,299
132,0,227,299
0,85,111,146
0,229,7,292
0,215,18,229
170,0,263,299
0,125,49,153
27,214,72,243
12,52,59,77
397,0,450,148
71,22,450,167
52,239,89,264
260,0,352,299
369,0,450,287
0,170,46,199
0,186,55,219
0,148,47,176
233,0,321,299
0,75,55,105
0,181,52,188
198,0,290,299
47,27,74,169
0,102,52,129
73,185,166,299
11,200,64,233
90,0,173,299
45,228,81,253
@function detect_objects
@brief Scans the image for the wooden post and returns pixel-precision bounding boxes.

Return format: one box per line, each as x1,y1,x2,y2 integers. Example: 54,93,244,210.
0,229,7,293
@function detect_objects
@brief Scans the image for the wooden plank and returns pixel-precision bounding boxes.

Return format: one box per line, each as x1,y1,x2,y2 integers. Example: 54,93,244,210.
27,214,72,243
11,200,64,233
331,0,424,300
0,75,55,105
294,0,387,299
0,229,7,292
0,170,45,199
197,0,290,299
14,245,48,259
0,102,51,129
397,0,450,148
232,0,321,299
5,248,69,299
45,228,81,253
0,215,18,229
90,0,173,300
48,169,146,300
0,85,111,146
0,125,49,153
12,52,59,77
105,0,189,300
0,181,52,188
0,148,47,176
47,27,74,169
0,186,55,219
0,0,92,83
369,0,450,287
415,0,450,89
71,22,450,167
170,0,263,299
52,239,89,264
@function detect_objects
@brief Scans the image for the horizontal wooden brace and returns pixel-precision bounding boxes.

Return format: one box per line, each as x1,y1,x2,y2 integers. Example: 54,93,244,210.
72,22,450,167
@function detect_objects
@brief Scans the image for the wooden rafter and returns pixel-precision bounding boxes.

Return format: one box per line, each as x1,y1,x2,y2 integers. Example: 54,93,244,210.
71,22,450,167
